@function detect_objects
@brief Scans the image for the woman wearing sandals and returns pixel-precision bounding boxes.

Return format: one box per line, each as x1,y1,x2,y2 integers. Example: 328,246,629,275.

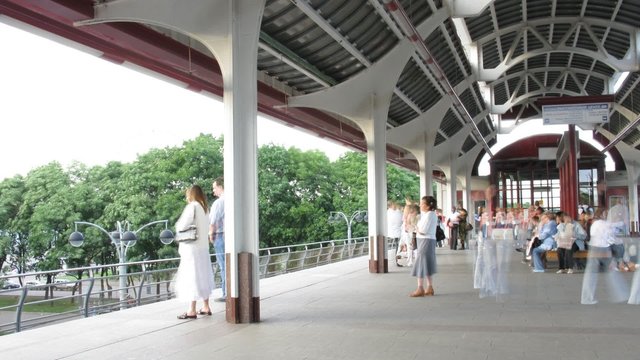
174,185,215,319
410,195,438,297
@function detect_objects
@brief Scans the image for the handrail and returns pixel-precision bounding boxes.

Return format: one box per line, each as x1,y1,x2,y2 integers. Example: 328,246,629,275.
0,236,371,334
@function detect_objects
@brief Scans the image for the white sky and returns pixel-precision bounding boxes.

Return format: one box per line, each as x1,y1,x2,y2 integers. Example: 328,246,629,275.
0,20,350,180
0,19,614,181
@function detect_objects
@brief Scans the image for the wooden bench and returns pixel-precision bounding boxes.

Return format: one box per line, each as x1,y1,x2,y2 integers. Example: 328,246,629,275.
545,249,588,262
543,249,588,269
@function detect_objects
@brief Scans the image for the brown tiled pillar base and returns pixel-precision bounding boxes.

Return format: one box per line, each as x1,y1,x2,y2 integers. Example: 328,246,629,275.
368,234,388,273
225,252,260,323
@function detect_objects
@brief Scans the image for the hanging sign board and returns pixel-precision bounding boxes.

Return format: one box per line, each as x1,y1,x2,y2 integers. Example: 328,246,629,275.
542,103,609,125
538,147,558,160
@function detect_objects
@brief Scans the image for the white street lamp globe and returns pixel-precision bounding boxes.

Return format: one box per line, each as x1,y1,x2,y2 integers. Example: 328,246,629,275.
111,231,121,245
159,229,175,245
121,231,137,247
68,231,85,247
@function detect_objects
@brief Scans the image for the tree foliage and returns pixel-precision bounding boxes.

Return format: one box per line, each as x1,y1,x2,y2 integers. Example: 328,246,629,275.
0,134,419,275
0,175,25,272
258,145,335,247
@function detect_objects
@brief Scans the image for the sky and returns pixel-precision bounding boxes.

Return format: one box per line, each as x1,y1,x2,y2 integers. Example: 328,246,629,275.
0,19,613,181
0,20,350,180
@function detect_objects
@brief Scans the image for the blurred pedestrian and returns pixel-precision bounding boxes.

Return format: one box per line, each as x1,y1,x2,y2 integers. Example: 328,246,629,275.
581,208,629,305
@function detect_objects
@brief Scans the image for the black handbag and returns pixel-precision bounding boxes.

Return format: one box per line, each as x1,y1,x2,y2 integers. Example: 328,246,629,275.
436,226,446,241
531,237,542,249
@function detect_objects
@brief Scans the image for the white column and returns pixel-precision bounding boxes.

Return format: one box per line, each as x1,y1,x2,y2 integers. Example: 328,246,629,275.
365,96,388,239
416,133,435,199
419,152,433,198
435,180,445,210
362,95,389,273
217,1,265,323
441,167,452,215
286,42,413,274
78,0,265,323
628,164,640,230
465,168,473,212
448,154,459,211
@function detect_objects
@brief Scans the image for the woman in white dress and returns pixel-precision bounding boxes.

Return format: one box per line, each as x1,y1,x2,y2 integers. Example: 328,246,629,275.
410,195,438,297
174,185,215,319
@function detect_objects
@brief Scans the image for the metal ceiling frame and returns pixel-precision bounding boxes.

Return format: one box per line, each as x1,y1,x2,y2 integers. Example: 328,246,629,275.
455,0,640,147
489,67,610,113
4,0,640,170
259,31,336,88
368,0,454,141
291,0,423,128
290,0,494,154
382,0,494,157
602,113,640,153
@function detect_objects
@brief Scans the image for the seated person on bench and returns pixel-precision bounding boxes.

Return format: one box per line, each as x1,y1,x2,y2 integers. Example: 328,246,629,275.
532,211,558,273
554,211,587,274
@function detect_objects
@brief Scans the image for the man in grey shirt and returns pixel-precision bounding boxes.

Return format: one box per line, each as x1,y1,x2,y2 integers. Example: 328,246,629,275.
209,176,226,302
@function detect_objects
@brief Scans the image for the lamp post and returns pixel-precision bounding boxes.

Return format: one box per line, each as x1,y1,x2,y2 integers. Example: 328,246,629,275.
328,210,368,241
68,220,174,309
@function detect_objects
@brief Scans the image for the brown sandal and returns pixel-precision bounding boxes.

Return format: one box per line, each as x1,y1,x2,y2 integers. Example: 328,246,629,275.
409,287,425,297
177,313,197,319
424,286,434,296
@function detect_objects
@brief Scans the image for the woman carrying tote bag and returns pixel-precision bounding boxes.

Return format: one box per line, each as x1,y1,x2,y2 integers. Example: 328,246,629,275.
173,185,215,319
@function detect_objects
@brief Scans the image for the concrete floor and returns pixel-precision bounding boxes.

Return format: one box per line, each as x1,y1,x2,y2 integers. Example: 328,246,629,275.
1,247,638,360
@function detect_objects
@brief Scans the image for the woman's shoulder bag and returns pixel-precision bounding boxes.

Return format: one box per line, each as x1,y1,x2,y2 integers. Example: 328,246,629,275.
176,204,198,243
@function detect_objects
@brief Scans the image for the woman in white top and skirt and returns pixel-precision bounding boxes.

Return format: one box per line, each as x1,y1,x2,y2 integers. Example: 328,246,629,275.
174,185,216,319
410,195,438,297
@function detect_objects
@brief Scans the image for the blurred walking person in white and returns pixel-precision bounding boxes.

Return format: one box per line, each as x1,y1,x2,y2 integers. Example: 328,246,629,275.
399,202,419,267
629,264,640,304
581,208,628,305
608,197,632,272
387,201,404,266
474,210,511,299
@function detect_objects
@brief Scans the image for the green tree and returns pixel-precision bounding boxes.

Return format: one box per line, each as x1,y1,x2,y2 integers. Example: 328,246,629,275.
104,134,223,261
0,175,25,273
386,163,420,203
61,161,129,271
5,163,80,295
0,133,422,279
332,152,369,238
258,145,335,247
331,152,420,239
288,149,335,243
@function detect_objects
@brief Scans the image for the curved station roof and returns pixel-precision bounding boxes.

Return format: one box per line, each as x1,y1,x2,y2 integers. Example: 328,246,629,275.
1,0,639,173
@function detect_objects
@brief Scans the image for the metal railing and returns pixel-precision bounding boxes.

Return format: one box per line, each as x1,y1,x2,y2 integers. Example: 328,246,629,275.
0,237,369,335
259,237,369,277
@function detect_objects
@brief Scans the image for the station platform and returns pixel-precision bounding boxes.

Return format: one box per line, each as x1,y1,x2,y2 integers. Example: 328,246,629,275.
1,247,638,360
